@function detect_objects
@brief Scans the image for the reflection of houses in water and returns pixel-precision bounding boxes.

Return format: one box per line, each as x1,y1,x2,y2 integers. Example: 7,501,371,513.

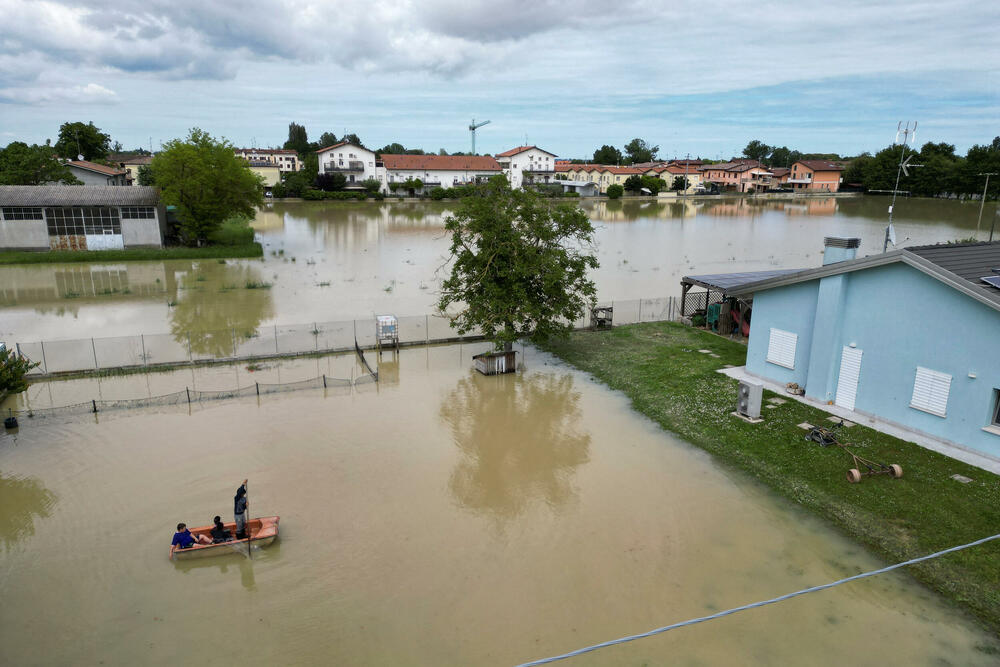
0,262,176,305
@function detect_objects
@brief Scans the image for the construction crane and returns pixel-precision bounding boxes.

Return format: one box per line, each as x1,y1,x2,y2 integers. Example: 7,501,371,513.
468,118,490,155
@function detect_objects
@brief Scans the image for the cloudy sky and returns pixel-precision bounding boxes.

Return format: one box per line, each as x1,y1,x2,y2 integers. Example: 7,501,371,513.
1,0,997,159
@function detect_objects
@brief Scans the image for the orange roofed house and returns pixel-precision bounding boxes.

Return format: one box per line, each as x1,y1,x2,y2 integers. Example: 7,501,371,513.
379,154,502,194
787,160,843,192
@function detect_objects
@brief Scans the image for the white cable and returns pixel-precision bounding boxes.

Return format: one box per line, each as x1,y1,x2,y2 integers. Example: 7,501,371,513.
515,532,1000,667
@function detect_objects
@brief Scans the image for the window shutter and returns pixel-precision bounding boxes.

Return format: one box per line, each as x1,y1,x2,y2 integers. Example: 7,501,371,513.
766,328,797,369
910,367,951,417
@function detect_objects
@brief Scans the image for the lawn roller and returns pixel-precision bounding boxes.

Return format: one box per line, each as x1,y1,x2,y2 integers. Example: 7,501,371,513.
804,421,903,483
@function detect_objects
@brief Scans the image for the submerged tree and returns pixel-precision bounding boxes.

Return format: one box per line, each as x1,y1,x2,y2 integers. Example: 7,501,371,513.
152,128,263,244
0,346,39,394
438,176,598,351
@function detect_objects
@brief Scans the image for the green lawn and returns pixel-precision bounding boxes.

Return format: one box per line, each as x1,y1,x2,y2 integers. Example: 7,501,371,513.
544,321,1000,636
0,243,263,265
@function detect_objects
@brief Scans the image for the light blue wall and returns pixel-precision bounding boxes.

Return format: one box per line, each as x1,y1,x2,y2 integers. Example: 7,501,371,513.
748,261,1000,459
746,281,819,386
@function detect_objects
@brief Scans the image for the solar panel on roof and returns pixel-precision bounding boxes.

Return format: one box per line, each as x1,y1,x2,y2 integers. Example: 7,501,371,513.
980,276,1000,289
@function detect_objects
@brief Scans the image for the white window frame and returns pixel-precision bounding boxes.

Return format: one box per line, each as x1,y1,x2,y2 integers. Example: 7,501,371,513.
909,366,952,418
765,328,797,370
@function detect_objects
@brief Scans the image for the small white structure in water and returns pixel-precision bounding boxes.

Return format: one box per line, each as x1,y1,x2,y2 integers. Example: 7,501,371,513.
376,315,398,356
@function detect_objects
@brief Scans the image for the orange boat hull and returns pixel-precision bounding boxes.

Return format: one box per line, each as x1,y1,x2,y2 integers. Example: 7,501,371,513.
171,516,279,561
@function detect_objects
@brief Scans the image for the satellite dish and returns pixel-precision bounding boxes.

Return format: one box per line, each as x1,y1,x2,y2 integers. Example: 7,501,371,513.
77,154,84,161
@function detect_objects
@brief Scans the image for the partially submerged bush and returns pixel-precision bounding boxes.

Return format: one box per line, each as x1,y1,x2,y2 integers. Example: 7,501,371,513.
208,214,255,246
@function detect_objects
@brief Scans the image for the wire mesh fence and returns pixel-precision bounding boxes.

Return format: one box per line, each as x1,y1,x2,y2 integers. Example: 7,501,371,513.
13,296,683,377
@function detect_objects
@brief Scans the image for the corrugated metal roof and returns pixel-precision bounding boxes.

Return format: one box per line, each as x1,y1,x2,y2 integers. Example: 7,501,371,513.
0,185,160,206
683,269,806,291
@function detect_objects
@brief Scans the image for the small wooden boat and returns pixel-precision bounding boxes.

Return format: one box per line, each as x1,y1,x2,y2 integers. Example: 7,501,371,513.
170,516,279,561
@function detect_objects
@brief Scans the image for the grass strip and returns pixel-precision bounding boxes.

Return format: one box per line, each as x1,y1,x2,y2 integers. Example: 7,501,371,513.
543,321,1000,637
0,243,263,265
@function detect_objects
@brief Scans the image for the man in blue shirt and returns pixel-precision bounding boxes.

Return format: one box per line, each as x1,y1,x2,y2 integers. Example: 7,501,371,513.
169,522,212,559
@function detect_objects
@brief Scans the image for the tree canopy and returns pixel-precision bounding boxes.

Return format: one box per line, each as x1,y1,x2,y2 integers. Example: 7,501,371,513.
623,138,658,164
152,128,264,244
438,176,599,351
593,144,622,165
53,121,111,161
1,346,39,394
317,131,338,148
283,122,310,155
742,140,771,163
0,142,81,185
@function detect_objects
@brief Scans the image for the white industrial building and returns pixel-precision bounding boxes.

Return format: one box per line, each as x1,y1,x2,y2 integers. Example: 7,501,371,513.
495,146,557,189
379,154,502,193
0,186,165,251
316,141,379,189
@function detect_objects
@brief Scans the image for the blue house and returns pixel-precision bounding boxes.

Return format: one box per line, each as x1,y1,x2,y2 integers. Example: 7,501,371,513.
730,238,1000,463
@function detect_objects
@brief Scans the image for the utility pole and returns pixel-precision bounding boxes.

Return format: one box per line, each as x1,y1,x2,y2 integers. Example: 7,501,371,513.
976,172,997,237
883,121,922,253
683,153,690,198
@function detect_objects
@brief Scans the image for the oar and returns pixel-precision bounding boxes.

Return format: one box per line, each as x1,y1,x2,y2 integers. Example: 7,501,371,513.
246,479,253,561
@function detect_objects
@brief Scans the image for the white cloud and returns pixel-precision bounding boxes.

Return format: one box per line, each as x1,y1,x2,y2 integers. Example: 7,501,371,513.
0,81,119,105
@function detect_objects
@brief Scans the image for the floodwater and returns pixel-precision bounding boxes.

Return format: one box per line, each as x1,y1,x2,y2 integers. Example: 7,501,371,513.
1,196,995,343
1,345,997,665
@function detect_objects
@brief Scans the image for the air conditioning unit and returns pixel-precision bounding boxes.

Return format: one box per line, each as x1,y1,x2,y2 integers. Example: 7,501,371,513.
737,380,763,419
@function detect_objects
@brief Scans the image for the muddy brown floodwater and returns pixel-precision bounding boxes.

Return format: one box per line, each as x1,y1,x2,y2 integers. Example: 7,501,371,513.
1,344,997,665
1,196,993,343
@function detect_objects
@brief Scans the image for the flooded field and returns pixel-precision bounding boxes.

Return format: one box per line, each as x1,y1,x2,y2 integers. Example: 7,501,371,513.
1,344,997,665
1,196,993,343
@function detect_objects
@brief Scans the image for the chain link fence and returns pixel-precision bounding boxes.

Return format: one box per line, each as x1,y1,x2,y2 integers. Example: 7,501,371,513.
14,296,682,377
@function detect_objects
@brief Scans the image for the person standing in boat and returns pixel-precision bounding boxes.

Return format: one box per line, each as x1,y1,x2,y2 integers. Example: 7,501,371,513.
234,479,248,539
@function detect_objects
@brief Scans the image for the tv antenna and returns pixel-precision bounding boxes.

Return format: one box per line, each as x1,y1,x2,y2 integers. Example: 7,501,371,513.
883,121,923,252
469,118,490,155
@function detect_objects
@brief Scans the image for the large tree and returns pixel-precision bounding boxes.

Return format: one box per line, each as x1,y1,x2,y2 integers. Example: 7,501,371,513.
438,176,599,352
0,142,81,185
592,144,622,165
742,139,772,163
317,131,338,148
53,121,111,161
623,138,659,164
283,122,310,155
152,128,264,244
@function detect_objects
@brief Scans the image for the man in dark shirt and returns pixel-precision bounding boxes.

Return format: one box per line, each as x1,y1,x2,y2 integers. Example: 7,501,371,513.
170,522,211,559
234,479,248,539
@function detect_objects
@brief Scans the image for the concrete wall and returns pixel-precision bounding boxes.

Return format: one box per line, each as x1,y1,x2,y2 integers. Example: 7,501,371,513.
747,262,1000,459
0,219,48,250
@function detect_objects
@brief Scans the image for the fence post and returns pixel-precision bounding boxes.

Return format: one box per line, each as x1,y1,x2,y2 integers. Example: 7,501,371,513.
274,325,279,354
187,333,192,362
92,399,98,414
256,382,260,396
322,374,327,388
231,329,238,358
314,322,319,351
91,338,99,370
638,299,643,323
140,334,147,366
40,341,48,374
186,387,191,405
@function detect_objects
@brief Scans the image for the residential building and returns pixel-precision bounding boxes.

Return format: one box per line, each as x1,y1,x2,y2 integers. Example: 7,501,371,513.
235,148,301,173
788,160,843,192
649,165,703,193
316,142,379,189
247,160,281,190
379,154,502,194
0,185,165,250
698,160,771,193
495,146,557,189
66,160,128,186
730,237,1000,463
121,156,152,186
770,167,791,186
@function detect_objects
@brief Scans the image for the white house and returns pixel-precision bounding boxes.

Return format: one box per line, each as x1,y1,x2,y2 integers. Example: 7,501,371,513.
379,154,502,194
316,141,379,189
495,146,557,189
234,148,300,173
66,160,128,186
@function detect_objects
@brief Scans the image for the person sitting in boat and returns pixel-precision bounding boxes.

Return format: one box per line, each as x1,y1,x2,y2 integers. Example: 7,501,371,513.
170,522,211,559
210,516,232,543
234,479,248,539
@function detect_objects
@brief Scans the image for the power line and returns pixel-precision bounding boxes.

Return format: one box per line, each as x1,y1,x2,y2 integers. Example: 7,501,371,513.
514,532,1000,667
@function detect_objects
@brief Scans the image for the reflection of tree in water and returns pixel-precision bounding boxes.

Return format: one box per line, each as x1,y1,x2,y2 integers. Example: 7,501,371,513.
170,262,274,356
440,373,591,519
0,473,57,551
